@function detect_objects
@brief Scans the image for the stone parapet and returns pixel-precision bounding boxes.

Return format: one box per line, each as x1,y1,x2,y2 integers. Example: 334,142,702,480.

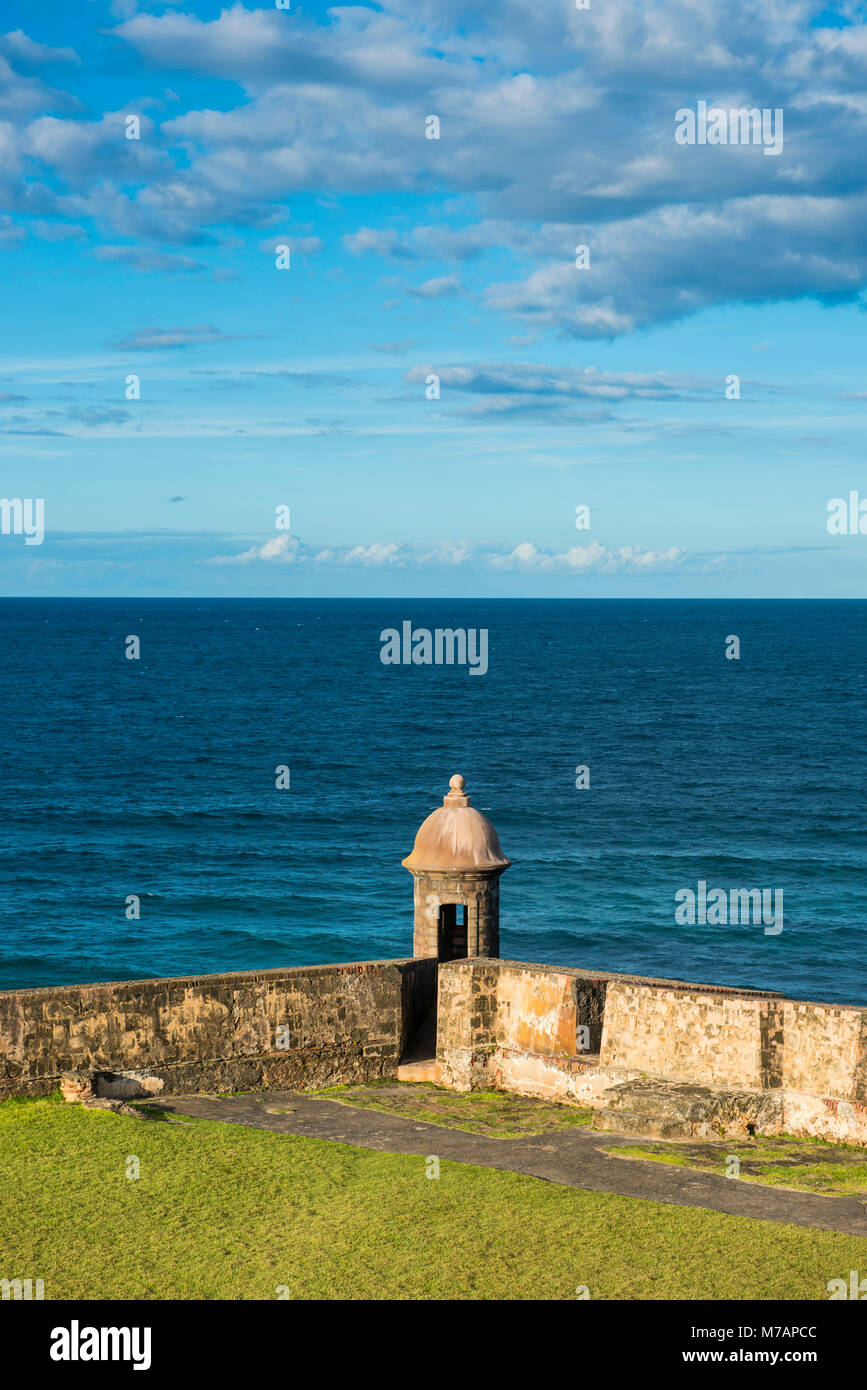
0,957,437,1099
434,958,867,1146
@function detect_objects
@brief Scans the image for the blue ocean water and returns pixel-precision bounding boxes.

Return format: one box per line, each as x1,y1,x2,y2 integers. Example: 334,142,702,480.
1,598,866,1006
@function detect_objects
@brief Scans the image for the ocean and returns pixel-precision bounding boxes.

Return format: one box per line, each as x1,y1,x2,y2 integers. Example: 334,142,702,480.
2,598,865,1006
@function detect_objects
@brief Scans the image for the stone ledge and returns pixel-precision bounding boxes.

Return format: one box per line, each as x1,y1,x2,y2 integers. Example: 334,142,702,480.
599,1077,784,1140
0,957,425,1001
440,957,784,999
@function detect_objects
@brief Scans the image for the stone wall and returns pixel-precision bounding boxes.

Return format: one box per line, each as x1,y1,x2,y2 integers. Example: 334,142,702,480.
437,958,611,1099
599,979,785,1091
434,958,867,1146
410,871,500,958
782,998,867,1145
0,957,437,1100
6,947,867,1147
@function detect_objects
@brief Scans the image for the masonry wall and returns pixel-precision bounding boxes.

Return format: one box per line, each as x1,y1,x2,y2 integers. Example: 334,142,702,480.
599,979,785,1091
434,958,867,1145
437,958,610,1098
781,998,867,1144
411,871,500,958
6,948,867,1147
0,957,437,1100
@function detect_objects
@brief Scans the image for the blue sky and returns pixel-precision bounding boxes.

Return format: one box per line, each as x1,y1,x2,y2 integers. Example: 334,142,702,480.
2,0,867,596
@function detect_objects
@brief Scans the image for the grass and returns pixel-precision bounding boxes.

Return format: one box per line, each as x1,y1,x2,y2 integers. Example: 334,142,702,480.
608,1135,867,1196
2,1094,867,1299
311,1080,594,1137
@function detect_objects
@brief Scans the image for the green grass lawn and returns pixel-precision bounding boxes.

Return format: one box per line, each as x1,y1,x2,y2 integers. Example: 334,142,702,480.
609,1135,867,1196
2,1094,867,1300
312,1080,594,1137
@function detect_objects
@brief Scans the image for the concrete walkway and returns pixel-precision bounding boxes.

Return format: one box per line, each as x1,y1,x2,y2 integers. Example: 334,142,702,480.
150,1089,867,1238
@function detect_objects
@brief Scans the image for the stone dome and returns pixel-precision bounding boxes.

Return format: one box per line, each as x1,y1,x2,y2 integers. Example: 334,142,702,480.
402,775,511,874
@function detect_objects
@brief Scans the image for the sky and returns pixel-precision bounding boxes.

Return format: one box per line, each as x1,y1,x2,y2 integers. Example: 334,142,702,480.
1,0,867,596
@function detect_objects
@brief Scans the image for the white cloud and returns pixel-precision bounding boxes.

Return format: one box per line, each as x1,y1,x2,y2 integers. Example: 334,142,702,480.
417,541,475,566
490,541,687,573
405,275,467,300
94,245,204,274
207,533,686,574
4,0,867,334
342,542,403,566
211,533,300,565
344,227,414,258
1,31,79,66
404,362,714,415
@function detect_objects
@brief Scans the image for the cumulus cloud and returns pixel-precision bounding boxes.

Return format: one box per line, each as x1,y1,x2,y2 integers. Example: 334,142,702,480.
342,542,403,566
206,533,687,574
211,533,301,565
344,224,493,262
405,275,467,300
114,3,445,93
1,31,80,66
25,110,161,180
2,0,867,335
344,227,415,259
209,537,406,567
484,197,867,337
490,541,687,573
0,50,83,120
417,541,476,566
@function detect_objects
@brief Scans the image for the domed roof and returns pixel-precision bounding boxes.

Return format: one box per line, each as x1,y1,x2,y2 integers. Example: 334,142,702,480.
402,775,511,874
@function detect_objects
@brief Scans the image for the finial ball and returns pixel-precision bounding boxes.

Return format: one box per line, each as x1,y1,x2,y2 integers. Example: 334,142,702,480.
449,774,465,793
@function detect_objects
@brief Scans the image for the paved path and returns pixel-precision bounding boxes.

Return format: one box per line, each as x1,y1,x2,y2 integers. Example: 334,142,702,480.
150,1089,867,1238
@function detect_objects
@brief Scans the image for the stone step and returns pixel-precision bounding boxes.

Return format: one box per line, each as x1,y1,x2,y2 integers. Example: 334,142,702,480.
396,1058,442,1084
595,1107,698,1140
603,1079,714,1119
597,1076,781,1140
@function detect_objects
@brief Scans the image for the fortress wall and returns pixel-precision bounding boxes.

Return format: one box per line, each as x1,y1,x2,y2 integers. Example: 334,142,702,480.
437,959,610,1095
435,961,867,1145
782,999,867,1101
437,961,788,1098
0,957,437,1100
436,958,781,1083
435,958,499,1090
437,959,609,1051
495,962,605,1056
780,999,867,1144
6,950,867,1145
599,980,785,1090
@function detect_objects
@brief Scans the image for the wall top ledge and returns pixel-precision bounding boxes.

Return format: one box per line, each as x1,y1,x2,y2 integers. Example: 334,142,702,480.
0,957,425,1001
439,956,786,999
8,953,866,1016
439,957,867,1013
